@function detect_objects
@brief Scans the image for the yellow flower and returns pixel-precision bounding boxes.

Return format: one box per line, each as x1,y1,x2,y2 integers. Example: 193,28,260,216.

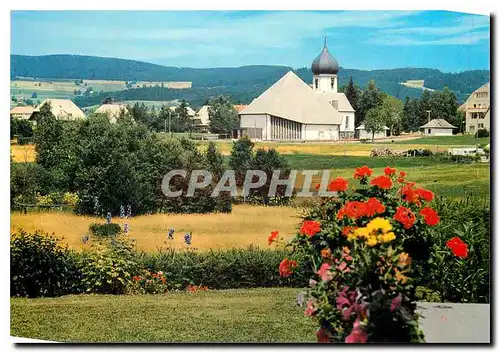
381,232,396,243
366,236,378,247
354,227,370,239
366,217,393,234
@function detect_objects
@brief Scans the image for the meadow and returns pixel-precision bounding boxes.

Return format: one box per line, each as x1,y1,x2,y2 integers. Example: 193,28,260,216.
11,288,316,343
11,162,489,253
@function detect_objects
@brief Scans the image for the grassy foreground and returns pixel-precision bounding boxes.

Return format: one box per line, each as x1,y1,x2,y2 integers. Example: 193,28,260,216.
10,288,317,343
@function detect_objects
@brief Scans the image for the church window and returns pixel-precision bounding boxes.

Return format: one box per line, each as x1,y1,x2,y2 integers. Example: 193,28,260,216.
331,78,335,89
315,78,318,89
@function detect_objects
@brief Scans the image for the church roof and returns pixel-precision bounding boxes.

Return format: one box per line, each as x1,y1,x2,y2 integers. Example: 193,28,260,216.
195,105,211,126
311,40,339,75
239,71,342,125
315,92,355,112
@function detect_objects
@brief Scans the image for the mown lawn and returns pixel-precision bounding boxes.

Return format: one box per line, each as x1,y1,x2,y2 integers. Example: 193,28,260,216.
10,288,317,343
383,135,489,146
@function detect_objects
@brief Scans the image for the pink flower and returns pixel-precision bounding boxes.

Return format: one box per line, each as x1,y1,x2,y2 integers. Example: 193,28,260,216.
345,319,368,343
304,300,316,317
317,263,334,282
309,279,317,286
337,261,350,273
390,294,402,312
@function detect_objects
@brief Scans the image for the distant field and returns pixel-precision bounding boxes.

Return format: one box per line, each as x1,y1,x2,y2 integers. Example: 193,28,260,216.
10,162,489,253
10,144,35,163
388,135,490,146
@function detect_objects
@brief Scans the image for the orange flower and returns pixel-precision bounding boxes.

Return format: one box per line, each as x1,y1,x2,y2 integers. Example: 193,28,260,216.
397,171,407,183
160,276,166,284
268,230,279,245
384,166,397,176
394,206,416,229
394,268,408,284
370,175,393,189
419,207,440,226
300,220,321,237
279,258,298,277
328,177,349,192
398,252,412,268
338,198,385,220
400,183,421,205
342,226,357,237
353,165,373,180
321,248,332,258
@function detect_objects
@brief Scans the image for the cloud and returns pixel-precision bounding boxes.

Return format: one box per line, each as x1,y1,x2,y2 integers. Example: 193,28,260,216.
372,14,489,46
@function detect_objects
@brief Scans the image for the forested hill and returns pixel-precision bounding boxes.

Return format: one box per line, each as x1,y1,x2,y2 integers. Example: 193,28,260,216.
11,54,489,105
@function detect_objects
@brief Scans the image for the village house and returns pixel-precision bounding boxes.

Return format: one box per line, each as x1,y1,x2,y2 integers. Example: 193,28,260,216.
10,106,35,120
356,124,389,140
459,82,490,133
238,40,355,141
95,103,129,123
31,99,86,121
420,119,457,136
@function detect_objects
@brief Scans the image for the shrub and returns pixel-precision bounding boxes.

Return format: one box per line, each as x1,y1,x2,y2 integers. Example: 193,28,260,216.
88,223,122,237
78,237,139,294
10,230,82,297
475,128,489,138
138,245,309,290
421,197,490,303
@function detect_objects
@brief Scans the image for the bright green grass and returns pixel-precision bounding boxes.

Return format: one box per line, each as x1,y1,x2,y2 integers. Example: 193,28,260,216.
383,135,490,146
10,288,317,343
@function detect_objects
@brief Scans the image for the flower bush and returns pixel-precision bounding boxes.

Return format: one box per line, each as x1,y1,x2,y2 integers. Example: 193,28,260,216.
129,270,168,294
279,166,472,343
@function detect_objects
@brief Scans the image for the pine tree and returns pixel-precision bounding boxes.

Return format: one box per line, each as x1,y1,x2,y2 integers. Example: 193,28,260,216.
344,76,359,112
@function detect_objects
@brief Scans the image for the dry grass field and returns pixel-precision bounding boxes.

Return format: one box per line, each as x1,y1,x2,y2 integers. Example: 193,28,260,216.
10,144,36,163
10,205,301,253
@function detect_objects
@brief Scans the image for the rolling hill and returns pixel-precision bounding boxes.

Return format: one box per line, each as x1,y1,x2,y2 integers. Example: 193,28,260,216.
11,54,489,107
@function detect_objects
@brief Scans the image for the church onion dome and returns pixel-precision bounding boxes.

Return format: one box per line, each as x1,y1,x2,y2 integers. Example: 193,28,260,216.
311,40,339,75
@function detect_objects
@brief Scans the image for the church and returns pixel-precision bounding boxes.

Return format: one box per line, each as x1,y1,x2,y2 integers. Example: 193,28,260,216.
238,40,355,141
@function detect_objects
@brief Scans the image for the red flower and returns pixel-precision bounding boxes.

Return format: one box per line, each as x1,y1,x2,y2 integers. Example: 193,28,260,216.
353,165,373,180
400,183,421,205
419,207,440,226
268,230,279,245
446,237,468,258
365,197,386,216
300,220,321,237
279,258,298,277
370,175,393,189
342,226,356,237
416,188,434,202
394,206,416,229
316,327,330,343
132,275,141,282
328,177,349,192
384,166,397,176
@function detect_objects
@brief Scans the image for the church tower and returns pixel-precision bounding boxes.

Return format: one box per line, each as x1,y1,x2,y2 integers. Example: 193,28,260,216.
311,38,339,93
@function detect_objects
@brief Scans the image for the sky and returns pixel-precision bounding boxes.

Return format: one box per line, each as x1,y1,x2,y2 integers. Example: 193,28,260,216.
11,10,490,72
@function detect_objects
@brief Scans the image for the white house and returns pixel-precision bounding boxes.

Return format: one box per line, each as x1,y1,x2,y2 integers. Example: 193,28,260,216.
459,82,490,133
10,106,35,120
31,99,86,121
356,124,389,140
420,119,457,136
193,105,211,132
238,40,355,141
95,103,129,123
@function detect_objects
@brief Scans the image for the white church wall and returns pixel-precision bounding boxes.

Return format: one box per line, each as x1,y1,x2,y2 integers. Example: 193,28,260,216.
240,114,269,140
304,124,339,141
339,112,355,132
423,128,454,136
314,74,337,93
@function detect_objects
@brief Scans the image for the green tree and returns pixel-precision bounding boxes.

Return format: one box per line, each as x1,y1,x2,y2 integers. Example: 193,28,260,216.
229,136,254,187
205,142,225,180
358,80,383,124
171,100,192,133
208,95,239,135
364,107,386,142
344,76,360,113
379,95,403,136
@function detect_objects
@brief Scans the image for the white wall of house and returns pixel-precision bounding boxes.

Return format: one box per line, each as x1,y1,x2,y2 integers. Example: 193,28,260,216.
303,124,339,141
240,114,269,140
358,129,387,140
339,112,355,132
313,74,337,93
423,128,454,136
466,110,490,133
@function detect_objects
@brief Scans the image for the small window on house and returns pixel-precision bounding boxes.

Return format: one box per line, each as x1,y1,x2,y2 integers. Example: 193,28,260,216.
470,125,475,131
331,78,335,89
479,123,484,128
474,104,477,108
345,116,349,129
315,79,318,89
428,129,431,134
